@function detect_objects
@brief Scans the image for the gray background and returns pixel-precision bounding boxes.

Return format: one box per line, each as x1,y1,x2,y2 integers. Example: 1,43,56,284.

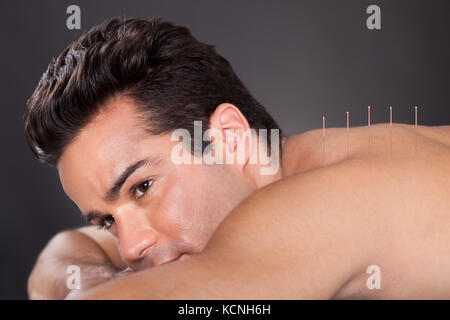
0,0,449,299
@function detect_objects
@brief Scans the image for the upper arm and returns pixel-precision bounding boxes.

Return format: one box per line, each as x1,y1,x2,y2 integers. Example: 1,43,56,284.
195,160,378,298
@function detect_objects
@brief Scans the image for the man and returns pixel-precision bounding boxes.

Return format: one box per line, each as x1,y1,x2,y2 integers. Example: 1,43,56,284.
25,17,450,299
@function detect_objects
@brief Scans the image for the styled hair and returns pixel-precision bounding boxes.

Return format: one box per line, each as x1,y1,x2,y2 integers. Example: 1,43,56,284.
24,17,282,166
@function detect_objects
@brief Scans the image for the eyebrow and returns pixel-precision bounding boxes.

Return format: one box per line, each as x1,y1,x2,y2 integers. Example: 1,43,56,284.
104,155,162,203
85,210,107,224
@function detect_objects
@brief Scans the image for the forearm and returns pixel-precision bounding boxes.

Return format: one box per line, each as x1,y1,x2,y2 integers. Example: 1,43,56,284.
65,253,213,300
28,229,122,299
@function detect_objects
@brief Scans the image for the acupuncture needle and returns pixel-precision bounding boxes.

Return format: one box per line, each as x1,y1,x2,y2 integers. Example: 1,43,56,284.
346,111,350,160
415,106,418,154
322,116,326,166
368,106,371,155
389,106,392,157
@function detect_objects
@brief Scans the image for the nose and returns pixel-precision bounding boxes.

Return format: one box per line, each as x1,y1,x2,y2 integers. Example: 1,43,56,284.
115,208,158,264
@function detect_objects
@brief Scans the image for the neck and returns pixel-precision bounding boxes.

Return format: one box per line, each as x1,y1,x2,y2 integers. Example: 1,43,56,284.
247,136,287,189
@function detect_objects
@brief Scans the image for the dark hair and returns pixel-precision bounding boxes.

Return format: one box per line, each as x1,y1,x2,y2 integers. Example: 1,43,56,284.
24,17,282,167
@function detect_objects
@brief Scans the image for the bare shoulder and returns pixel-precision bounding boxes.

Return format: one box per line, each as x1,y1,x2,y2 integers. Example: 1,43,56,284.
202,156,399,298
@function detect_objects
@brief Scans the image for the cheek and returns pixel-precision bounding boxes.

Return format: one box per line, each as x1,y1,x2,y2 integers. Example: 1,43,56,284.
155,175,202,243
154,164,228,252
159,170,215,252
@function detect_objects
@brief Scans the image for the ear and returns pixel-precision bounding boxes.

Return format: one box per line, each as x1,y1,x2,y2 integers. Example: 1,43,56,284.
209,103,253,165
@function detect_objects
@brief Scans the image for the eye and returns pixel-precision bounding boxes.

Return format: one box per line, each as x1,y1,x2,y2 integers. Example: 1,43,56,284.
134,179,153,199
99,215,114,230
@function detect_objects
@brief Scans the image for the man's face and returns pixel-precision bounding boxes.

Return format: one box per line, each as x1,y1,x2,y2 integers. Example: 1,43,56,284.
58,97,254,271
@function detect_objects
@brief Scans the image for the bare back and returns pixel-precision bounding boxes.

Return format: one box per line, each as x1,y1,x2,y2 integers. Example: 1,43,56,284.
282,123,450,298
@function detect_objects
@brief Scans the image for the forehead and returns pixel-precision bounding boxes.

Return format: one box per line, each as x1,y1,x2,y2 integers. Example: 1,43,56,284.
60,95,146,166
56,96,167,204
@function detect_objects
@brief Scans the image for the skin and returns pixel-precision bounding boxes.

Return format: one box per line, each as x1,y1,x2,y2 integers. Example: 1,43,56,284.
28,95,450,299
